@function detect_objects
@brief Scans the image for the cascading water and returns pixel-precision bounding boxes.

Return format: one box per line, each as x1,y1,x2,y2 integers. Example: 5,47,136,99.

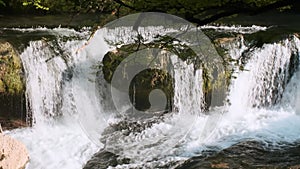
6,28,107,169
184,34,300,152
4,24,300,169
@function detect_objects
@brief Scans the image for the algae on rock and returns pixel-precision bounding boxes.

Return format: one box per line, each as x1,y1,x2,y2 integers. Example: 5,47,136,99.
102,35,229,112
0,41,27,130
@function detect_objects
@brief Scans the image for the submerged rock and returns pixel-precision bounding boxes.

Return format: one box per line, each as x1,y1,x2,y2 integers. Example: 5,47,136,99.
0,133,29,169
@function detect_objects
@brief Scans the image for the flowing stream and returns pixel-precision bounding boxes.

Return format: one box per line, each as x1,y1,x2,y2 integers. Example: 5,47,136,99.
5,25,300,168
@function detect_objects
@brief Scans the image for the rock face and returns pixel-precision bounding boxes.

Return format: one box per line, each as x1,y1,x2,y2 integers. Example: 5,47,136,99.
0,133,29,169
0,41,27,130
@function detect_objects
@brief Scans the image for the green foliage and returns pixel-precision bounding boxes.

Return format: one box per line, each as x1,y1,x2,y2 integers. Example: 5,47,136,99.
22,0,49,10
1,0,295,25
112,0,298,25
0,0,5,6
20,0,117,13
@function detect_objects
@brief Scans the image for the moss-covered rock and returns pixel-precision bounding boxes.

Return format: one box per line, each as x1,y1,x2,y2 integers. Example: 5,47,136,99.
0,41,24,95
102,35,229,112
102,42,175,112
0,41,27,130
129,68,174,111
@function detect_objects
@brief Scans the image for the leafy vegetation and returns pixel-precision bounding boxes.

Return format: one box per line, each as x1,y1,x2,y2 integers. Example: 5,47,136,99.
0,0,5,6
0,0,300,25
0,0,298,26
22,0,49,10
111,0,299,26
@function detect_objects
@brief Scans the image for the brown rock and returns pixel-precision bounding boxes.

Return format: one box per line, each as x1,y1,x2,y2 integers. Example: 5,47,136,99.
0,132,29,169
211,162,229,169
214,37,236,44
0,118,27,131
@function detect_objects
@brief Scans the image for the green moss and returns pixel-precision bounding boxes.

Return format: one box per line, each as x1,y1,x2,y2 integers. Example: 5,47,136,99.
0,80,5,93
129,69,174,111
102,36,192,111
102,34,233,111
102,35,199,83
0,42,24,96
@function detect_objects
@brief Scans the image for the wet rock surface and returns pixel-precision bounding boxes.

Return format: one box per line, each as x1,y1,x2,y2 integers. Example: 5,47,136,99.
84,140,300,169
177,140,300,169
83,150,130,169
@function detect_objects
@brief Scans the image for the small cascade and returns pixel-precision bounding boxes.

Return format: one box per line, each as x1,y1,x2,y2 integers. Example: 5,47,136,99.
228,36,300,111
21,40,68,124
184,35,300,158
172,56,204,114
92,26,210,164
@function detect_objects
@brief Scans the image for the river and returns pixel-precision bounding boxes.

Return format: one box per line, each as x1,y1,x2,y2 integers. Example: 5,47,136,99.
2,14,300,168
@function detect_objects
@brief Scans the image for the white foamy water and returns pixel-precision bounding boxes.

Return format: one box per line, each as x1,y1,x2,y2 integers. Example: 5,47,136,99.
5,25,300,169
107,34,300,168
184,35,300,155
7,119,97,169
6,29,111,169
200,24,268,34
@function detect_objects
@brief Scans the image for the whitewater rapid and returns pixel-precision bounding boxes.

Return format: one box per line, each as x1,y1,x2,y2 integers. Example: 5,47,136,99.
4,25,300,169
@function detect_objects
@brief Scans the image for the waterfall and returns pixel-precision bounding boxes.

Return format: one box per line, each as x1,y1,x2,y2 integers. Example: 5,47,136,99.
21,40,67,124
5,25,300,169
171,55,203,114
228,35,300,115
7,28,111,169
182,34,300,157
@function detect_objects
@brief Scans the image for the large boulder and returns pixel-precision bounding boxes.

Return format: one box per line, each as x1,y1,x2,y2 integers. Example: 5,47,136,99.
0,132,29,169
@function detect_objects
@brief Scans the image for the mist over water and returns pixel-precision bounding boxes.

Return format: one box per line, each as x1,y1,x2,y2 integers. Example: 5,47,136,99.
5,25,300,169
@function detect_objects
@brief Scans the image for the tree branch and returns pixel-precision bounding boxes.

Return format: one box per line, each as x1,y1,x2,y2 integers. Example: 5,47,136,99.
113,0,299,26
193,0,298,26
113,0,136,10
